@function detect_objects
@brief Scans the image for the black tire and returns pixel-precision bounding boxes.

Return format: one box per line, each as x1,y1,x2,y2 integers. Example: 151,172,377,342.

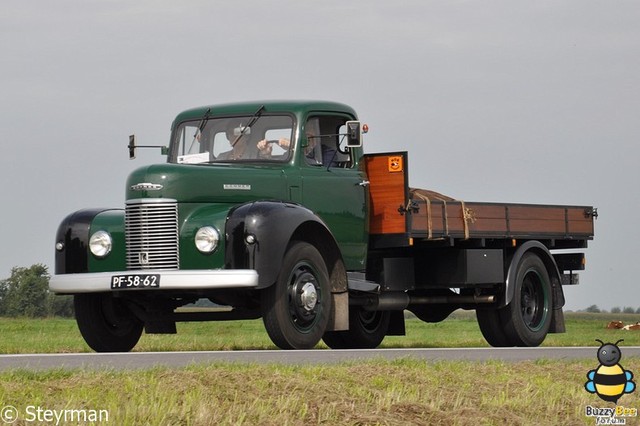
323,308,391,349
261,241,331,349
500,253,552,347
74,293,143,352
476,308,513,347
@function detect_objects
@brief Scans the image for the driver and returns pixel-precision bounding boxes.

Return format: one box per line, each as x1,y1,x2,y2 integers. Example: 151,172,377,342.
218,123,272,160
256,136,288,157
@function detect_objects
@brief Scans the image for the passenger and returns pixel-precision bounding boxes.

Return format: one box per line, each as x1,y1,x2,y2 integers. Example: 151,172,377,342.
257,118,337,166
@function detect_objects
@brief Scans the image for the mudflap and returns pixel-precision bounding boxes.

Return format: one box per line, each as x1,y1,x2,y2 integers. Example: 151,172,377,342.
549,275,566,333
327,291,349,331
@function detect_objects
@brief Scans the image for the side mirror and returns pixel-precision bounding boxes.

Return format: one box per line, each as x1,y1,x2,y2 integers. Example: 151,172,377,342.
128,134,136,159
128,134,168,159
346,121,363,147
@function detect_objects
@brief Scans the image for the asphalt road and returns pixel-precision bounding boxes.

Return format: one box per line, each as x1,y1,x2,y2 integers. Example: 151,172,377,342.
2,346,640,371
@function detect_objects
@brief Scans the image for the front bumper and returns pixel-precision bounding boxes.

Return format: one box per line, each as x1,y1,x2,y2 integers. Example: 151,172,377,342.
49,269,259,294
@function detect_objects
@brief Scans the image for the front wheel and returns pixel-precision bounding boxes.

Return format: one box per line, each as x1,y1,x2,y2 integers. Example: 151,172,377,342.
261,241,331,349
74,293,143,352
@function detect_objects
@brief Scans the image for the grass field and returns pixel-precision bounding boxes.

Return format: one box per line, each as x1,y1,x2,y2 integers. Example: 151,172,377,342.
1,312,640,425
1,358,639,425
2,311,640,354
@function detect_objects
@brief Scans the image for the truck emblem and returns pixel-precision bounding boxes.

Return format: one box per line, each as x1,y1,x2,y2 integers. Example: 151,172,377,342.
223,184,251,190
138,252,149,265
131,183,163,191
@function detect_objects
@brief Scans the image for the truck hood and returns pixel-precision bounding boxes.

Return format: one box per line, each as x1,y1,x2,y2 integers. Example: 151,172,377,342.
125,163,289,204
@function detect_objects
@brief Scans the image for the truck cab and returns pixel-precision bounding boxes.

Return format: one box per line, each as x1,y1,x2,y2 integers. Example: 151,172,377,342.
51,101,369,351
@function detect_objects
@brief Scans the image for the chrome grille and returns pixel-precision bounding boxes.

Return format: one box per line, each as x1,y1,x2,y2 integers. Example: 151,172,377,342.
125,199,179,270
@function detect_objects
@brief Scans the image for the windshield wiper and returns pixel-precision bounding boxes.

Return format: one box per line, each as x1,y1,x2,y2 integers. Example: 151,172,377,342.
187,107,211,153
231,105,265,147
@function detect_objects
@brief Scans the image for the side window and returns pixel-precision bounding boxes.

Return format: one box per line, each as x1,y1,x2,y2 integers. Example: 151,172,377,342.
305,116,352,168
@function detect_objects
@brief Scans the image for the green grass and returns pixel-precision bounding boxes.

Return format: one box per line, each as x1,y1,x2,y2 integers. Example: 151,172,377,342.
1,359,639,425
2,313,640,425
2,311,640,354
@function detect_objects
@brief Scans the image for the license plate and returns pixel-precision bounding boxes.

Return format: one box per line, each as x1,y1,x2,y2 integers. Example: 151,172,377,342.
111,274,160,289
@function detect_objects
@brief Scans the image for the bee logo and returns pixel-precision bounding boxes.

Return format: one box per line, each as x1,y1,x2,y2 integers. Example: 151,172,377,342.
585,339,636,403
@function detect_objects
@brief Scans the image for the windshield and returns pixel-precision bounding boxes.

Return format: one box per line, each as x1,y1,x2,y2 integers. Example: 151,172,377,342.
169,114,294,164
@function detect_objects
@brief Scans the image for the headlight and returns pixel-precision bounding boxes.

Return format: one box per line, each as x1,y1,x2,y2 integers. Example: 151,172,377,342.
89,230,112,258
195,226,220,253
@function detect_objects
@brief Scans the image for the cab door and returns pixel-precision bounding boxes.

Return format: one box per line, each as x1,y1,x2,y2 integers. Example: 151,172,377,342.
298,115,368,270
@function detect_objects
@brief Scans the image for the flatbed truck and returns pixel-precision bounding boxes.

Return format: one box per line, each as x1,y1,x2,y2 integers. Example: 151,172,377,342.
50,100,596,351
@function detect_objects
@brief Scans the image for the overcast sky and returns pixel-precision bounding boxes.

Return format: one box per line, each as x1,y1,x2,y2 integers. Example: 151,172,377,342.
1,1,638,311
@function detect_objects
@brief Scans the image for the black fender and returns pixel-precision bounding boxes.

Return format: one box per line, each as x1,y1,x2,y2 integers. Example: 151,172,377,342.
225,201,345,290
54,208,115,274
502,241,565,331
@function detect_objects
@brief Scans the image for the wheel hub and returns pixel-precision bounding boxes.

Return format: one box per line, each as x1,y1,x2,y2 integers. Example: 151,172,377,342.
299,282,318,311
520,272,546,330
286,262,323,329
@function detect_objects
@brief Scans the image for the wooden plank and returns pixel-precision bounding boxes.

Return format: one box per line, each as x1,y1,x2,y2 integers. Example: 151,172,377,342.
408,195,594,241
364,153,408,235
469,206,505,231
567,208,595,235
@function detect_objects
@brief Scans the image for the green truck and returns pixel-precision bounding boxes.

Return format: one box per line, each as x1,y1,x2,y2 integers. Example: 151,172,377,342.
50,100,596,352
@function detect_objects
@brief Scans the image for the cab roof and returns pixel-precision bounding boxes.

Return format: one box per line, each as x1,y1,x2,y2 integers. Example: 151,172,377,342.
171,100,358,128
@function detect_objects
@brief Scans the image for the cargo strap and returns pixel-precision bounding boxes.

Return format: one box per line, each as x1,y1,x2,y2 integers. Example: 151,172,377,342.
460,201,477,240
410,190,476,240
410,191,448,239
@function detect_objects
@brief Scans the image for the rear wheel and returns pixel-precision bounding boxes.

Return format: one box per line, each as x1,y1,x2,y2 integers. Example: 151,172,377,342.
262,241,331,349
323,308,390,349
501,253,552,346
74,293,143,352
476,308,513,347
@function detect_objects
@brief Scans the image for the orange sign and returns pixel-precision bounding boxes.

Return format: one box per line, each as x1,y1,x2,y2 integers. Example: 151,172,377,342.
388,156,403,173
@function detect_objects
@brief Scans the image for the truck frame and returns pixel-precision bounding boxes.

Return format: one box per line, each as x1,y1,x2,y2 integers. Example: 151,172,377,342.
50,100,596,351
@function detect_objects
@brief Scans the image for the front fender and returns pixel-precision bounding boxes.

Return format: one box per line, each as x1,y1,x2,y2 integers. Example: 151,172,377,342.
226,201,340,289
54,208,119,274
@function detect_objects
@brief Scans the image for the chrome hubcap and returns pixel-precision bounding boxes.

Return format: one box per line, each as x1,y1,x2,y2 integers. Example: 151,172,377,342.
300,282,318,311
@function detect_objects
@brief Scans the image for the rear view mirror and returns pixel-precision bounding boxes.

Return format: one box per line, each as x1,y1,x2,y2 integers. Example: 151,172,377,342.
233,125,251,136
345,121,362,147
128,134,168,160
128,134,136,159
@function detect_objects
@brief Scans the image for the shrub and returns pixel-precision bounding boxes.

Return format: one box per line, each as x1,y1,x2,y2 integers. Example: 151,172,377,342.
0,265,73,317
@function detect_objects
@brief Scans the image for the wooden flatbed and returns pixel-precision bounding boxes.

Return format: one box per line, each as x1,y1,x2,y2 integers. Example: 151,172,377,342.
364,152,596,249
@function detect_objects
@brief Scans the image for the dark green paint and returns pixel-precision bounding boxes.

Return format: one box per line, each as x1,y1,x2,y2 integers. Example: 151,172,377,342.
177,203,229,270
88,210,126,272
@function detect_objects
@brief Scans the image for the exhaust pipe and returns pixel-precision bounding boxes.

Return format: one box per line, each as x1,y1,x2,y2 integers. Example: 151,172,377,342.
355,293,495,311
